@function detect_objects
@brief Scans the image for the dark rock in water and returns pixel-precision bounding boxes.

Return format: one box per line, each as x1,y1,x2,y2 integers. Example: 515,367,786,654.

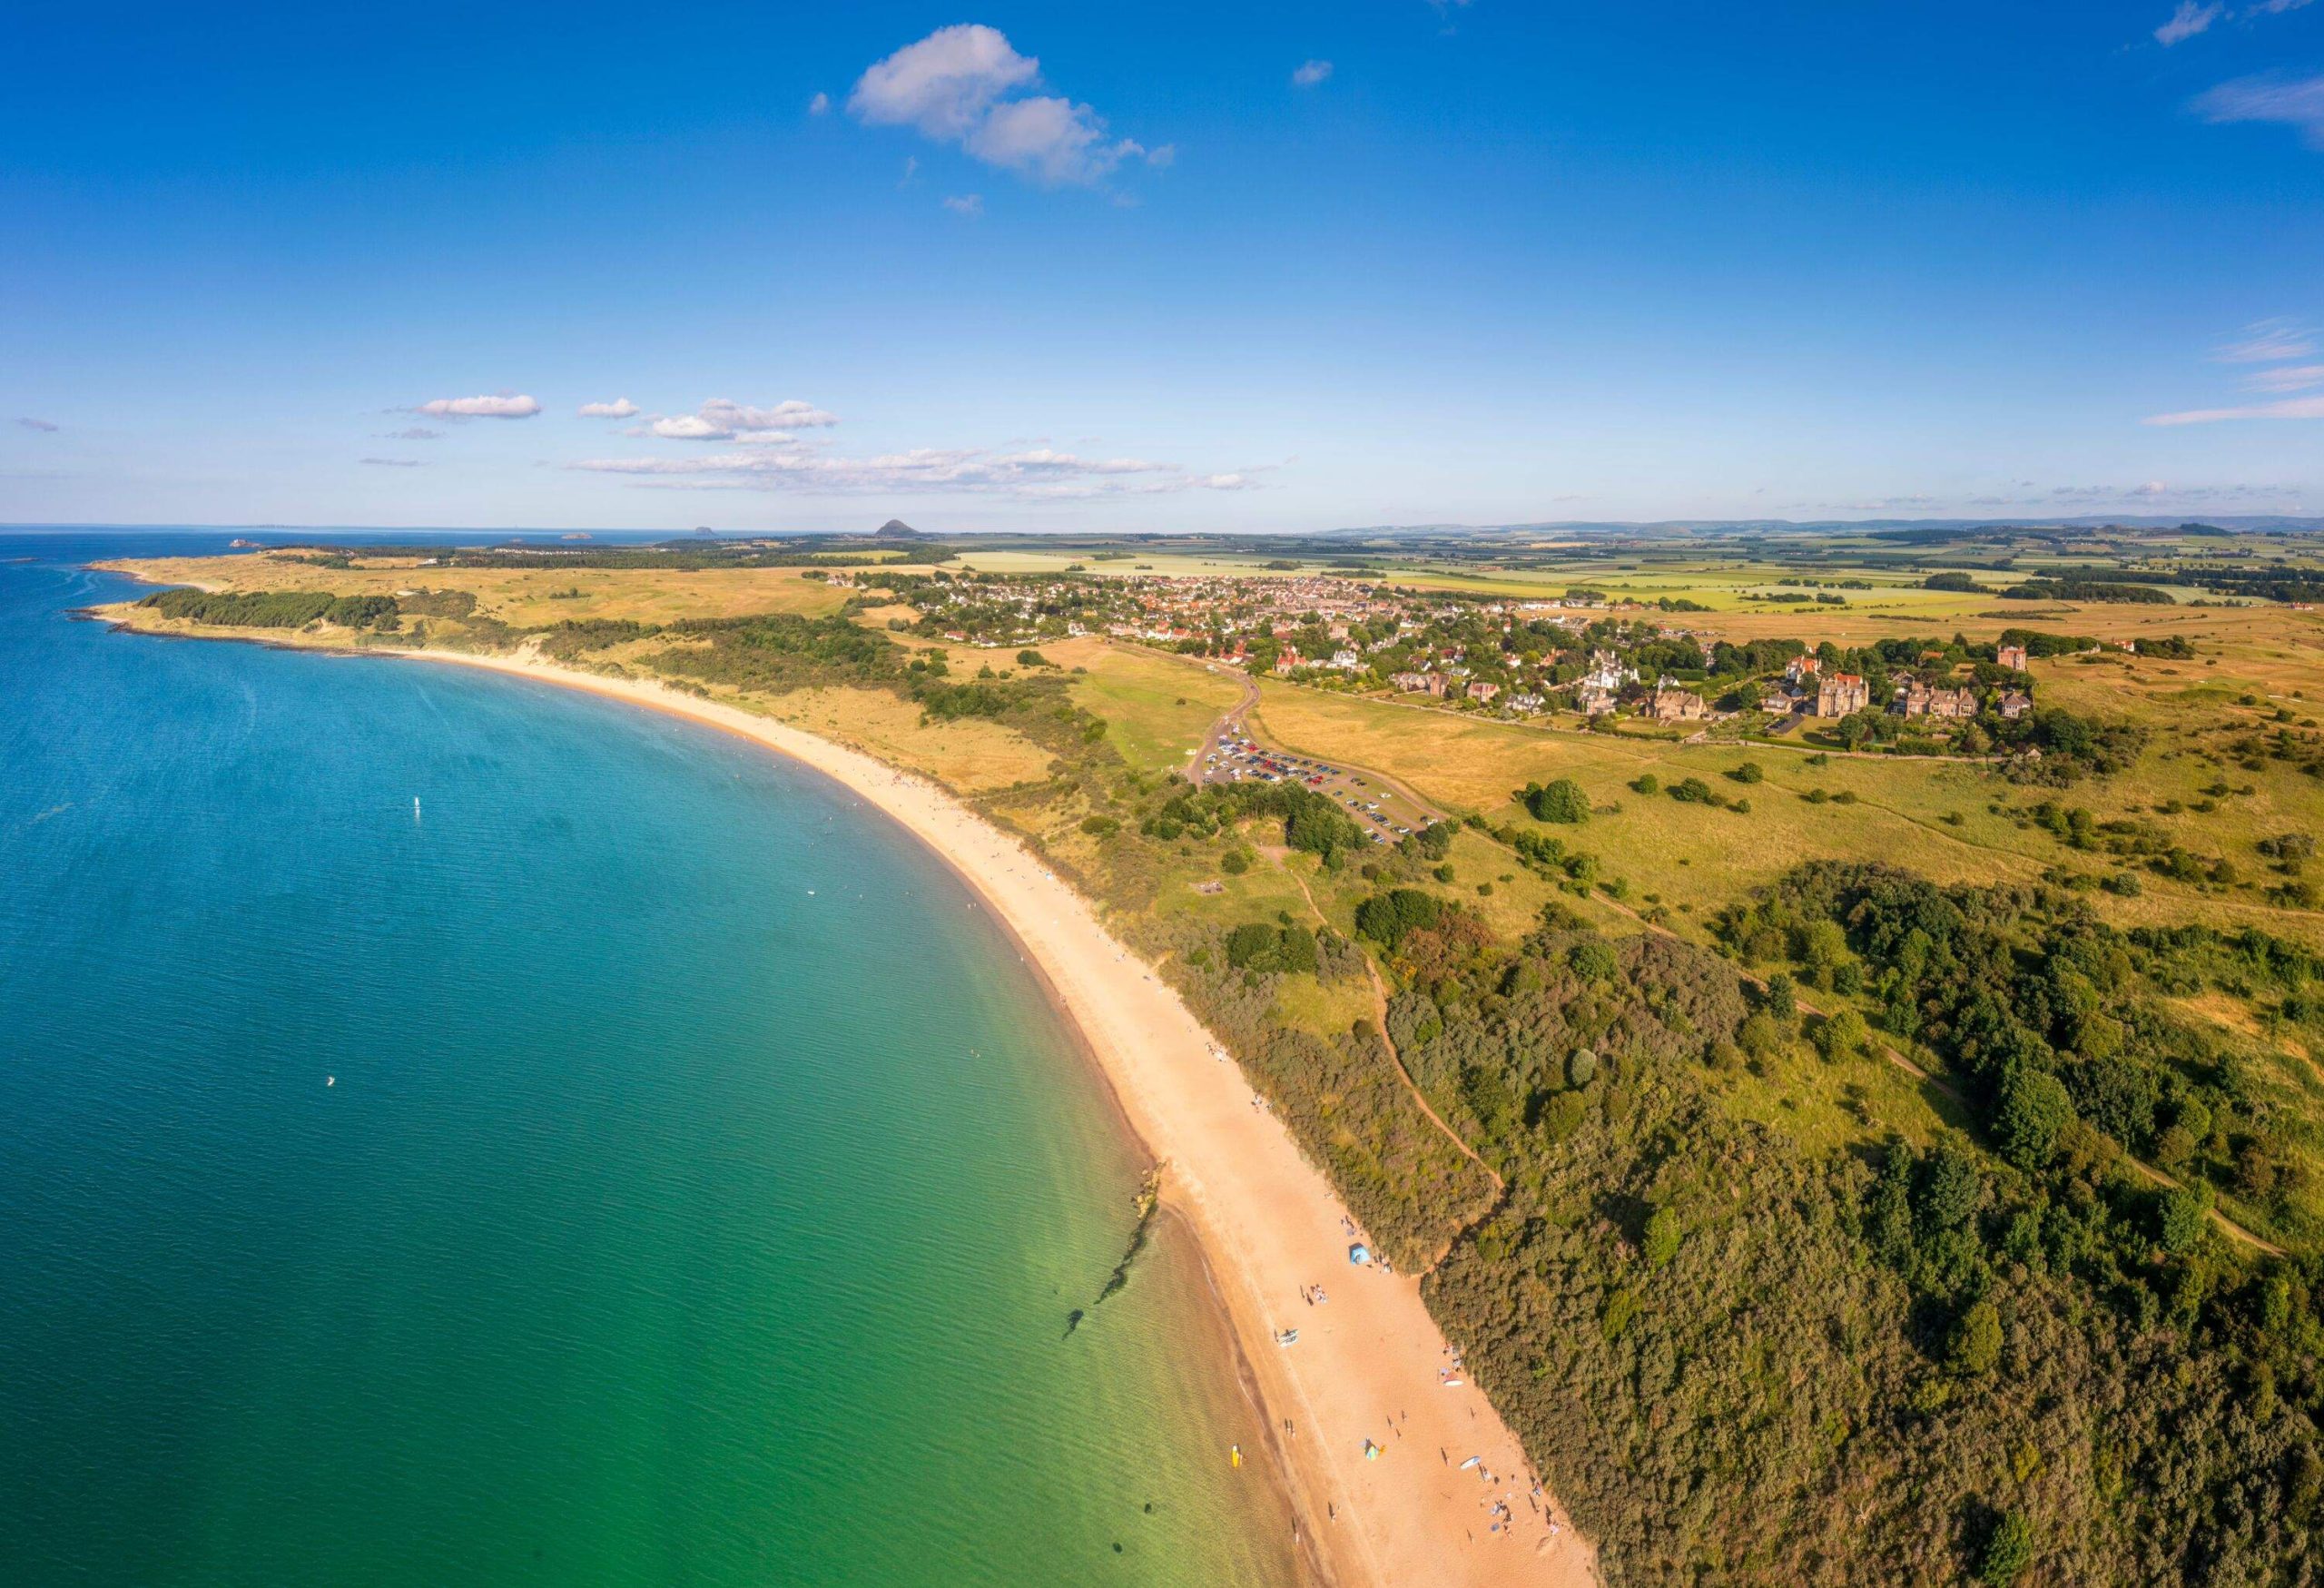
1063,1307,1086,1337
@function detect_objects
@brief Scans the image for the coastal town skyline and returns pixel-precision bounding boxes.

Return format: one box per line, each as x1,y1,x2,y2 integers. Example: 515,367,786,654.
7,1,2324,530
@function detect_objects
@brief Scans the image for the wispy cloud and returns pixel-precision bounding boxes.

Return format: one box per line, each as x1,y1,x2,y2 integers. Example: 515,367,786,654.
360,457,423,468
1293,60,1334,87
2213,317,2316,362
570,442,1256,498
2248,0,2315,16
2193,73,2324,148
634,398,841,442
807,91,831,116
2243,363,2324,392
417,393,541,419
16,416,58,432
848,24,1163,187
380,426,440,440
2050,481,2171,500
2144,395,2324,424
2155,2,2224,44
578,398,640,419
942,193,984,218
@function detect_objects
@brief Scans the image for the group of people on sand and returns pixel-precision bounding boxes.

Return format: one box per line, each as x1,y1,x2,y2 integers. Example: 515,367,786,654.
1298,1282,1328,1306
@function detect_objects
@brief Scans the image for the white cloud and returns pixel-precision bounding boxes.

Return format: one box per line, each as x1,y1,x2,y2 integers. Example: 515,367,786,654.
568,440,1255,498
2214,318,2317,361
578,398,639,419
966,95,1138,184
2194,74,2324,148
640,398,841,441
847,24,1151,188
2155,2,2224,44
417,393,541,419
943,193,984,217
1293,60,1334,86
648,415,734,439
850,24,1039,140
704,398,836,431
2244,363,2324,392
16,416,58,432
2248,0,2315,15
2144,395,2324,424
1146,143,1177,169
808,91,832,116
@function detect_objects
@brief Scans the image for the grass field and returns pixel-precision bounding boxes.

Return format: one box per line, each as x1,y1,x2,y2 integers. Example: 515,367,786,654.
1046,637,1246,776
103,551,852,626
1240,668,2324,948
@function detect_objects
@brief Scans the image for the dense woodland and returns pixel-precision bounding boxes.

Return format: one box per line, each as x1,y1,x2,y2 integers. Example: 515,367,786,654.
138,587,401,629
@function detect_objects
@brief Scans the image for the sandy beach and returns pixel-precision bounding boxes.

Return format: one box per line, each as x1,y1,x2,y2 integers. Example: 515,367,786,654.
353,648,1597,1588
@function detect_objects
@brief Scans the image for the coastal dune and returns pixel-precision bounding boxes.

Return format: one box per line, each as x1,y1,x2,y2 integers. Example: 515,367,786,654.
397,649,1596,1588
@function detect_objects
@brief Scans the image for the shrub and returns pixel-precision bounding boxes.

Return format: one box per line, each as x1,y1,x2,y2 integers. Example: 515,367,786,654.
1631,773,1660,796
2158,1183,2212,1256
1992,1066,2073,1169
1978,1511,2034,1586
1521,777,1591,824
1728,762,1765,784
1566,1048,1598,1088
1225,922,1319,975
1080,814,1120,838
1220,848,1251,875
1738,1011,1785,1058
1570,939,1620,981
1949,1298,2003,1376
1809,1007,1868,1062
1642,1206,1681,1268
1354,888,1443,949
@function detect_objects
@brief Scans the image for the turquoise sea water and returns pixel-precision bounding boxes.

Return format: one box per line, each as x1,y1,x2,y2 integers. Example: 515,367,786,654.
0,532,1295,1585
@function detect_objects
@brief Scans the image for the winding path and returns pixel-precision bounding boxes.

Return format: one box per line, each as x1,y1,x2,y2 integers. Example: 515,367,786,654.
1276,860,1503,1216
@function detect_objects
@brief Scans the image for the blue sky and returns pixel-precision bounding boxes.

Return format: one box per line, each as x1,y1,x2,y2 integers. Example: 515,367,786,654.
5,1,2321,531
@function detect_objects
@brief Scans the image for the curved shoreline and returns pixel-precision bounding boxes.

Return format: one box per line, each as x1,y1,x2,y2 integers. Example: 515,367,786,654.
102,616,1597,1587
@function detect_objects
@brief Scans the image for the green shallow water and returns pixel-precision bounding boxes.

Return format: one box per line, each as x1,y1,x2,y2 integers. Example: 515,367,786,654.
0,533,1297,1586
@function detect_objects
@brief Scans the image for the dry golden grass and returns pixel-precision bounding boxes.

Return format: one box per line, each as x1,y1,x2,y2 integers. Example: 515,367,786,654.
100,551,852,626
1247,675,2324,948
742,686,1057,795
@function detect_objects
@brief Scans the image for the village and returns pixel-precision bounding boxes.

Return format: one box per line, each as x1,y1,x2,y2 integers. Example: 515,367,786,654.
848,567,2056,747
